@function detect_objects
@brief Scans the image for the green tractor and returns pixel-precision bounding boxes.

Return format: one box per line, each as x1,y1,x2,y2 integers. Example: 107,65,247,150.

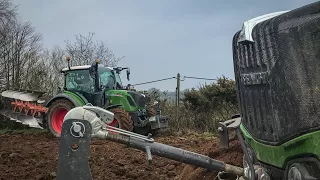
0,57,168,137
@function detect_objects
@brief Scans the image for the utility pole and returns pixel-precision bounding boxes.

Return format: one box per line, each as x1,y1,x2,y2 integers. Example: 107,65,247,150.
176,73,180,122
175,87,178,107
177,73,180,108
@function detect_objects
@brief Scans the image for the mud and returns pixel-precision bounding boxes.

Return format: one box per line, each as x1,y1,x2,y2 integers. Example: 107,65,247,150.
0,132,243,180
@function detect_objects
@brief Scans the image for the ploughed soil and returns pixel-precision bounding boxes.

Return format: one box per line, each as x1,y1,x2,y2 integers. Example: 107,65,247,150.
0,132,243,180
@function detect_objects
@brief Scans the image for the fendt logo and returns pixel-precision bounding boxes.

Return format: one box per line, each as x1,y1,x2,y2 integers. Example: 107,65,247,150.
240,71,269,85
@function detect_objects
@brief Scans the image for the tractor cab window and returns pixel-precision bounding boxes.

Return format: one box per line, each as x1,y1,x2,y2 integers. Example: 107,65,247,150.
114,73,123,88
65,70,95,92
98,68,123,89
99,70,115,89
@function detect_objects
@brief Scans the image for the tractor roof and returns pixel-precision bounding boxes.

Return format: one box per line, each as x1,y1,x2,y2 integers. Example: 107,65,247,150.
237,11,288,43
61,65,113,72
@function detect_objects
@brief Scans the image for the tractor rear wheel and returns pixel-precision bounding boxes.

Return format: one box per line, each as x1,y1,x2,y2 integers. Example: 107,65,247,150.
110,108,133,131
46,99,75,137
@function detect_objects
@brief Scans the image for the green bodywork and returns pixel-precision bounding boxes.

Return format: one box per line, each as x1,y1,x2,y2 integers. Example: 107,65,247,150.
63,89,144,113
63,90,87,106
62,89,142,113
106,90,144,112
240,124,320,169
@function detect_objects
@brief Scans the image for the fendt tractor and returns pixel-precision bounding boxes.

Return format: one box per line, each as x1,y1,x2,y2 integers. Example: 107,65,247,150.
0,57,168,137
54,1,320,180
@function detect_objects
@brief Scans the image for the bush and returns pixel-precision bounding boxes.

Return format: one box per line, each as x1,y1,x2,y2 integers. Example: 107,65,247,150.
143,76,239,134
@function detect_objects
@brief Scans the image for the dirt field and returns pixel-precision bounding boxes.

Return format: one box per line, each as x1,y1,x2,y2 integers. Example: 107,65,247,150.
0,132,243,180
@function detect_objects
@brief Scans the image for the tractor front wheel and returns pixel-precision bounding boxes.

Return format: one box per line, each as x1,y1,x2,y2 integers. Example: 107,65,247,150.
46,99,75,137
110,108,133,131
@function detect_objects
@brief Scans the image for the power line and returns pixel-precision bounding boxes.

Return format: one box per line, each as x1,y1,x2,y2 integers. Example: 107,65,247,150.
129,75,216,87
182,76,216,81
131,77,176,86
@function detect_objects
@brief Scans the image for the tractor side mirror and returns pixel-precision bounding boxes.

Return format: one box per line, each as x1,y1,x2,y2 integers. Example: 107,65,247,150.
126,69,130,81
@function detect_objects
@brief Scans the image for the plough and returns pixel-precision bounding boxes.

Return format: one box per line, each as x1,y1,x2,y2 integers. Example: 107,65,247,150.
0,90,47,128
2,90,47,116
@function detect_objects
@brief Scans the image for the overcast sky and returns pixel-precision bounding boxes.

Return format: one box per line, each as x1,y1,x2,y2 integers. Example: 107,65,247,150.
11,0,318,91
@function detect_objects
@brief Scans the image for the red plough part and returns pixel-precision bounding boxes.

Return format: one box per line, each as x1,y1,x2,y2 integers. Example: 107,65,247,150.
11,99,25,112
25,102,48,117
0,90,48,129
107,118,120,134
4,91,48,117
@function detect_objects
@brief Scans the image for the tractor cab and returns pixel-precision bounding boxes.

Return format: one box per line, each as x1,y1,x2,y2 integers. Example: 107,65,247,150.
61,65,123,92
61,58,130,92
60,57,130,107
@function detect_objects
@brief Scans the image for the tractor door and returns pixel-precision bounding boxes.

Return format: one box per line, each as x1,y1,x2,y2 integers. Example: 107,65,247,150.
64,69,104,106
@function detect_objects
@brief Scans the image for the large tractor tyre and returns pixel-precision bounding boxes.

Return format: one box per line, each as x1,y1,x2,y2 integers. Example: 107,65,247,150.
110,108,133,131
46,99,75,137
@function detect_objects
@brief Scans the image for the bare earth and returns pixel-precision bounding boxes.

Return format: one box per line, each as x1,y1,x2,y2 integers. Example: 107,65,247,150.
0,132,243,180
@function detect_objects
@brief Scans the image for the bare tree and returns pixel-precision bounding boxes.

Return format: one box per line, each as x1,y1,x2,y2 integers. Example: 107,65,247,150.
0,0,17,90
65,32,123,66
0,20,43,90
40,46,66,96
0,0,16,24
0,0,17,43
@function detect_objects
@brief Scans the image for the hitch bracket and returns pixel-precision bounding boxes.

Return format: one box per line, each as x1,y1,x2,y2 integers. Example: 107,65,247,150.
56,119,93,180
